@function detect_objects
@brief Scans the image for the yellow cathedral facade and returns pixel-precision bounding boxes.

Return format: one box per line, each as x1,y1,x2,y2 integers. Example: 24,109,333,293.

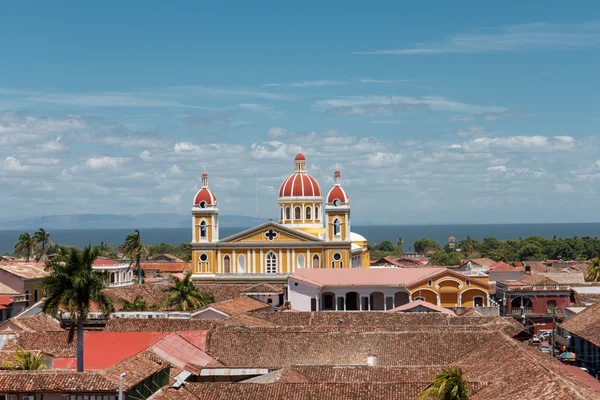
190,152,370,282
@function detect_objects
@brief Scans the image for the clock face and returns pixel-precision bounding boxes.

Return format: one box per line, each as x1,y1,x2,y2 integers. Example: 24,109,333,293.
333,199,340,206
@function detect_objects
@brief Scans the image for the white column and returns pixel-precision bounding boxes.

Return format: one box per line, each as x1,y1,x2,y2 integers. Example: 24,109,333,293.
217,250,221,273
252,249,256,274
260,249,264,273
278,249,283,274
458,294,462,307
360,297,364,311
232,249,236,273
302,202,305,223
316,295,320,311
368,296,371,311
247,249,250,274
437,294,441,306
287,249,291,272
306,249,310,267
192,217,196,243
291,249,296,272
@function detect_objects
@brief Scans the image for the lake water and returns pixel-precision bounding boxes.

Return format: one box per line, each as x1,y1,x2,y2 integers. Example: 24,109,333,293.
2,223,600,254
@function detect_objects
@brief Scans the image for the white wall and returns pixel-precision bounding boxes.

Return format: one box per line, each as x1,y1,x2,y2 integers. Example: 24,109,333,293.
288,279,319,311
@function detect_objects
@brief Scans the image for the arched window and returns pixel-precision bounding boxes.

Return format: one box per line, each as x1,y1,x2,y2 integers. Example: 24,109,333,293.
312,254,320,269
200,220,207,239
474,296,485,307
199,253,209,273
238,254,246,274
266,251,277,274
267,298,273,304
315,205,320,220
333,218,341,237
297,254,305,268
223,255,231,273
331,253,343,268
294,206,301,221
305,206,312,220
280,207,283,221
414,296,426,302
110,273,115,284
285,207,291,220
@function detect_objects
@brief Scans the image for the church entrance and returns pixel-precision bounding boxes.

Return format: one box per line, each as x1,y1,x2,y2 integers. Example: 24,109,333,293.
345,292,359,311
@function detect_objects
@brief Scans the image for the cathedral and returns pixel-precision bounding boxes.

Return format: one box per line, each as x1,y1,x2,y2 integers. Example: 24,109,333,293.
190,152,370,282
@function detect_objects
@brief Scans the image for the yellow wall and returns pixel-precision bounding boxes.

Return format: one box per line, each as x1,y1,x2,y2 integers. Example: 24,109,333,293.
408,271,489,307
24,280,43,307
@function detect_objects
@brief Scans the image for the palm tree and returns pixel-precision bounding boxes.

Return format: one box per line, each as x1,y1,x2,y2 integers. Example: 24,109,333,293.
42,245,114,372
397,237,404,253
14,232,34,262
123,230,147,284
162,272,214,311
1,348,46,370
119,295,153,311
460,236,475,255
586,257,600,282
33,228,53,262
421,367,469,400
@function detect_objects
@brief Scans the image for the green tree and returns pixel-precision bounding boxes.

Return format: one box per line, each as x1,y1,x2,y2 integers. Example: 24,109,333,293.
1,348,47,370
414,238,442,255
162,272,214,311
420,367,469,400
430,251,464,266
42,246,114,372
14,232,34,262
123,229,148,284
379,240,396,252
459,236,475,255
586,258,600,282
119,295,155,311
397,237,404,252
517,243,544,261
33,228,53,262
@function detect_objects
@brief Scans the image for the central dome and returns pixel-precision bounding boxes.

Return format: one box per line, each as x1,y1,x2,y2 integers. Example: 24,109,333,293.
278,152,322,198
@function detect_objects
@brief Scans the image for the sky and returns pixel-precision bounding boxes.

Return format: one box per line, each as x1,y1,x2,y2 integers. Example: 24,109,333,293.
0,1,599,225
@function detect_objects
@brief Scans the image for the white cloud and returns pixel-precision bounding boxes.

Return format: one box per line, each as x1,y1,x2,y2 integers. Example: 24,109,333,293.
555,183,575,193
463,135,576,153
251,141,289,159
139,150,153,162
354,22,600,55
85,156,129,170
263,80,346,87
370,120,404,124
358,78,411,84
488,165,507,172
318,95,506,115
168,165,183,175
160,194,181,205
3,157,29,173
449,114,475,122
456,126,490,138
365,152,404,168
174,142,201,153
483,111,514,121
267,126,289,138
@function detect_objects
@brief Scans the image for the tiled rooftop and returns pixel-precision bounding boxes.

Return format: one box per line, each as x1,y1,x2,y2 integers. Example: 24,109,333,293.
561,301,600,347
104,318,218,332
0,263,48,279
1,331,79,357
0,314,63,332
207,296,271,315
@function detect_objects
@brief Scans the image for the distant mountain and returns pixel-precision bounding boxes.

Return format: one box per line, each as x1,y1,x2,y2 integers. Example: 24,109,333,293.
0,213,267,230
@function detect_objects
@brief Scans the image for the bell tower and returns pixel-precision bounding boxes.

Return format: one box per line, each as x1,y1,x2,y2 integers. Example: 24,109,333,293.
192,172,219,243
325,169,350,241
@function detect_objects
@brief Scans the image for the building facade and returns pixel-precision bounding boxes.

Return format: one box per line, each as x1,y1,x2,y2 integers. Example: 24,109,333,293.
288,268,490,311
190,153,370,282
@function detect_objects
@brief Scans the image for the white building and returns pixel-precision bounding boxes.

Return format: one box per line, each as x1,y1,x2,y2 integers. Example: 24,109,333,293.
93,259,133,288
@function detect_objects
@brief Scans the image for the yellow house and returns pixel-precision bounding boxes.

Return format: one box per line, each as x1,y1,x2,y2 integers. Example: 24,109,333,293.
0,263,48,307
191,153,370,282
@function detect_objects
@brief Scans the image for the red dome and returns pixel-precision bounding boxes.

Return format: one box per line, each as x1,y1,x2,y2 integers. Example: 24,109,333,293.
279,173,321,197
334,169,341,175
295,152,306,161
327,185,349,204
194,188,217,206
202,172,208,177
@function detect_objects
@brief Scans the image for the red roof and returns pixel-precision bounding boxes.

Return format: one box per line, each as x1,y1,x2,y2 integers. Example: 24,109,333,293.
388,300,457,316
0,296,15,306
279,173,321,197
193,187,217,206
327,185,349,204
489,261,515,272
84,332,169,370
295,152,306,161
93,259,121,266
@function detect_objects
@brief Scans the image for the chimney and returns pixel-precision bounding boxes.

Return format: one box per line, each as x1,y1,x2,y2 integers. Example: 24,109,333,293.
367,356,377,366
525,265,531,274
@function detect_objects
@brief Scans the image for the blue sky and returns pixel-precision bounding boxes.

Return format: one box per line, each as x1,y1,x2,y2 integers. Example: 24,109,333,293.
1,1,599,224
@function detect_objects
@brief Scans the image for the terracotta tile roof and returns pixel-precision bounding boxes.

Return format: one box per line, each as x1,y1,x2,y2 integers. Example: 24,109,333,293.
141,262,191,273
242,367,309,383
0,370,119,392
537,272,586,284
241,283,284,294
206,331,492,368
387,300,457,316
0,263,48,279
207,296,270,316
104,319,218,332
0,314,63,332
290,366,443,383
467,258,497,267
455,333,600,400
153,388,199,400
102,284,170,311
194,283,286,302
488,261,515,272
291,267,447,288
102,349,168,389
503,273,558,286
152,254,186,263
185,382,488,400
1,331,80,357
217,314,278,328
0,350,43,365
561,301,600,347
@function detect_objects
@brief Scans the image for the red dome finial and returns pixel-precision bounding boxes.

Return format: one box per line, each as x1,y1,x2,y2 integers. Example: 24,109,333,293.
295,152,306,161
202,172,208,177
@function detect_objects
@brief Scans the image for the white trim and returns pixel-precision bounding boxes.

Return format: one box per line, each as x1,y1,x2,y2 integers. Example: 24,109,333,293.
191,306,230,318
